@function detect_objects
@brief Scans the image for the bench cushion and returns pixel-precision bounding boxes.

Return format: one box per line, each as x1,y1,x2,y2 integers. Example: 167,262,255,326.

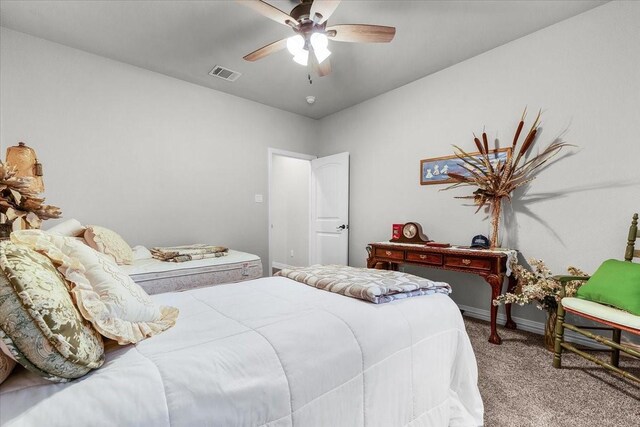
562,297,640,331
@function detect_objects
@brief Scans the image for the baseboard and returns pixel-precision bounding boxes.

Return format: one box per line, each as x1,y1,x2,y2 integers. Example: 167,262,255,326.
457,303,606,349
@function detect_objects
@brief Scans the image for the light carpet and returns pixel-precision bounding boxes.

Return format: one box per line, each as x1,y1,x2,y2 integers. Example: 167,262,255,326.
464,317,640,427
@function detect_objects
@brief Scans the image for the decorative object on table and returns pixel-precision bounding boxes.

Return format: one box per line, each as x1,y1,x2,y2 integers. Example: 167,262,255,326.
553,213,640,382
390,222,431,244
470,234,490,249
151,244,229,263
420,148,510,186
493,258,588,351
6,142,45,193
392,223,403,240
442,109,573,248
0,143,61,233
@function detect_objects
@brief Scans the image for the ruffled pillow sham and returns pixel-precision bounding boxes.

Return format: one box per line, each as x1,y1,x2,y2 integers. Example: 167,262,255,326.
11,230,178,345
0,241,104,382
84,225,134,265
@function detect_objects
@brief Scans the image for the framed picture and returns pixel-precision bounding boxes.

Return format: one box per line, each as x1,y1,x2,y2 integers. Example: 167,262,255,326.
420,147,511,185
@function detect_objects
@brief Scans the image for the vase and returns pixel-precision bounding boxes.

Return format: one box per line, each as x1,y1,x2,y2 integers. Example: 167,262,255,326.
489,198,502,249
544,308,558,352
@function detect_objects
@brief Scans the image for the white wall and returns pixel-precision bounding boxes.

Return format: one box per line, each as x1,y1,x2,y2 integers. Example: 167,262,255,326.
271,155,310,268
0,27,319,275
317,1,640,324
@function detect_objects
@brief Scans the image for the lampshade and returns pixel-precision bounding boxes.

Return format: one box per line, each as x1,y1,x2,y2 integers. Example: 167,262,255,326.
314,47,331,64
293,50,309,66
310,32,331,64
287,35,305,55
310,32,328,50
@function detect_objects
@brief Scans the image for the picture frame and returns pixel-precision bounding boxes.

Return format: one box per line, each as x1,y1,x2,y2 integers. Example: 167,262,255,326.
420,147,511,185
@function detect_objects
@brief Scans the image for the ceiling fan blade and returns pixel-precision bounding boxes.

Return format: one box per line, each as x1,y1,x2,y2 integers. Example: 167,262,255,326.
310,0,341,25
236,0,299,29
326,24,396,43
309,47,332,77
243,38,288,61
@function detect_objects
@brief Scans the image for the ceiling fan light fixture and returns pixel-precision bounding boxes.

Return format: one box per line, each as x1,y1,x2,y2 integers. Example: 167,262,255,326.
286,34,305,55
314,47,331,64
310,32,331,64
293,50,309,66
310,32,328,50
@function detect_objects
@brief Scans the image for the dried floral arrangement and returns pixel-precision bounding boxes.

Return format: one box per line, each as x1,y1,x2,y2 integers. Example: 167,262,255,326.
493,259,588,312
0,162,61,229
443,109,572,248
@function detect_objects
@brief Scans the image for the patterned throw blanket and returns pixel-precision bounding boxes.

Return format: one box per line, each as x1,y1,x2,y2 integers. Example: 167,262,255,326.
275,265,451,304
151,245,229,263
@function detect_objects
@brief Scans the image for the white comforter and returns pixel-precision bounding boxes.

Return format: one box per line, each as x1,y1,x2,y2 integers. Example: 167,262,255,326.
0,277,483,427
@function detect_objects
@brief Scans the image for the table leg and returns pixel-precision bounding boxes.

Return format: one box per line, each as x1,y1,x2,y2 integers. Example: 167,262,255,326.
484,274,503,345
505,275,518,330
369,260,391,270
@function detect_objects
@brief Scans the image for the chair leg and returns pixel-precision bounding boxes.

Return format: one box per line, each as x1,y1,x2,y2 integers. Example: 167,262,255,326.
611,328,621,367
553,305,566,368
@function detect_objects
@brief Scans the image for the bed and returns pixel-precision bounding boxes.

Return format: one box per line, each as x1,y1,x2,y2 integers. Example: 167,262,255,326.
120,249,263,295
0,275,483,427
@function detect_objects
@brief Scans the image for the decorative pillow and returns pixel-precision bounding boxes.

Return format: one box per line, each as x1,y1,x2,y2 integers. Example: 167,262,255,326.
12,230,179,345
0,348,16,384
46,218,86,237
0,241,104,382
84,225,134,265
576,259,640,315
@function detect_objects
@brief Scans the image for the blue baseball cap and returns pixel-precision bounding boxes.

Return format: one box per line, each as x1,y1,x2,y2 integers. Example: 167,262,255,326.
470,235,490,249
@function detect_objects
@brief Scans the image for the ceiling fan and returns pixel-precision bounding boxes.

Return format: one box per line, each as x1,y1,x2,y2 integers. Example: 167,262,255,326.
238,0,396,77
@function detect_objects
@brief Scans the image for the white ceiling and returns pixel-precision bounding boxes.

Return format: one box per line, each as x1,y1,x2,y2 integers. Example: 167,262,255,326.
0,0,607,119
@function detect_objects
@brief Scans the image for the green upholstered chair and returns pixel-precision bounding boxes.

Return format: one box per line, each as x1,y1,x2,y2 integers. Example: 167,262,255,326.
553,213,640,383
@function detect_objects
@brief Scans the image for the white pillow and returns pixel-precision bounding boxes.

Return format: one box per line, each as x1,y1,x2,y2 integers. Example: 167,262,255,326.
132,245,153,261
46,219,85,237
11,230,178,345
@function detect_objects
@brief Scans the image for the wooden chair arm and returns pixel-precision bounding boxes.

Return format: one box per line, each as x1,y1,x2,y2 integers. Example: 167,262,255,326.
554,275,590,283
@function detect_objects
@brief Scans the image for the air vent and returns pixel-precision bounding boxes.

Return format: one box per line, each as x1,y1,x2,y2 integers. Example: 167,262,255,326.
209,65,241,82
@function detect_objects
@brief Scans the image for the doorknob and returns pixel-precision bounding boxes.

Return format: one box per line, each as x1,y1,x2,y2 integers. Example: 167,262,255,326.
336,224,348,231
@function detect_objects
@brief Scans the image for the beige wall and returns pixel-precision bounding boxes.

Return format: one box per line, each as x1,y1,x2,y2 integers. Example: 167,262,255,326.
0,27,319,276
317,1,640,324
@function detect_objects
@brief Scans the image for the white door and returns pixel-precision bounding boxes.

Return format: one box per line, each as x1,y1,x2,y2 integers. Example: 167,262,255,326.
309,152,349,265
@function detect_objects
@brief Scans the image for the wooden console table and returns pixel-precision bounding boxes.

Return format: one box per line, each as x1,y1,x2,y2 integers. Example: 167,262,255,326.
367,242,518,344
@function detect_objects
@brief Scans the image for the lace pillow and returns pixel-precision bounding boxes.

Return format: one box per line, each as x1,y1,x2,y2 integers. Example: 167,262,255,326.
0,241,104,382
84,225,134,265
12,230,179,345
0,348,16,384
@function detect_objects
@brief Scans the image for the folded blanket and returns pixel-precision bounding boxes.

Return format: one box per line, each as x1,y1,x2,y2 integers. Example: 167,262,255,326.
151,245,228,263
275,264,451,304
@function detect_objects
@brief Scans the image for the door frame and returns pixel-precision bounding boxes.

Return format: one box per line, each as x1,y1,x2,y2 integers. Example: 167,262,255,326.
267,148,316,276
